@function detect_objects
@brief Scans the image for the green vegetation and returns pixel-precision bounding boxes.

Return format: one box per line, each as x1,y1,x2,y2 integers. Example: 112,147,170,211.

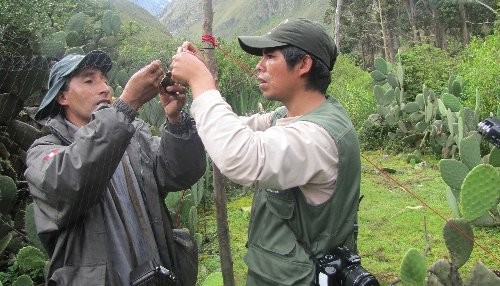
1,0,499,284
456,32,500,116
195,151,499,285
398,44,458,100
329,54,375,129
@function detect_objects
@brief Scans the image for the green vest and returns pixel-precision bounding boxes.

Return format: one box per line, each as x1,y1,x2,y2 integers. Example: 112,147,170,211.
244,97,361,286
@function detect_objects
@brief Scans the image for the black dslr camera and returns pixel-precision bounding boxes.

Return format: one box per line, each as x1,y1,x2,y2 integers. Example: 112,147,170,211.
315,246,380,286
130,260,177,286
477,116,500,148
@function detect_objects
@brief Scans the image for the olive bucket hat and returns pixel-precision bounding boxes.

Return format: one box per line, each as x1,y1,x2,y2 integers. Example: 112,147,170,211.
238,18,337,71
35,50,112,120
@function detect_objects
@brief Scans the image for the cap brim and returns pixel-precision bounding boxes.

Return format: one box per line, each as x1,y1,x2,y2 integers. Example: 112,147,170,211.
35,50,112,120
238,36,288,56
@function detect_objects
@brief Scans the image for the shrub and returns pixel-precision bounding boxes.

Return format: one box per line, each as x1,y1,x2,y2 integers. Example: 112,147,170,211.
398,44,457,100
328,54,374,130
456,32,499,116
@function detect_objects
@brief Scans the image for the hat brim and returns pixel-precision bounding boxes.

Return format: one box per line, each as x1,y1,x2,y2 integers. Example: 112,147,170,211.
35,51,112,120
75,50,112,75
238,36,288,56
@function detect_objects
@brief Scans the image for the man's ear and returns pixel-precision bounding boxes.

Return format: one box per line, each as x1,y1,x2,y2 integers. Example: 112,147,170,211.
297,55,313,76
56,91,68,107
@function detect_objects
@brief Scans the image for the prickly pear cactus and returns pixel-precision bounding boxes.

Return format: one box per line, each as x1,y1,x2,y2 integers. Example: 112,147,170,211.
66,12,87,34
24,203,46,254
459,134,481,170
427,259,462,286
16,246,47,273
488,147,500,167
439,159,469,191
188,205,198,235
191,177,205,206
366,58,472,155
400,248,426,286
0,232,13,256
441,93,462,112
440,132,500,226
0,175,17,214
460,164,500,222
464,261,500,286
443,218,473,268
12,274,34,286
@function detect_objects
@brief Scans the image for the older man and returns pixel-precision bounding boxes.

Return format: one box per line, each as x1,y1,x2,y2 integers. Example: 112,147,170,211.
25,50,205,285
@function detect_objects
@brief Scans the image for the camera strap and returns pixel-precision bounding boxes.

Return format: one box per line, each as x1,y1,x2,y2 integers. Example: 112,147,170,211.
283,219,321,266
282,189,361,266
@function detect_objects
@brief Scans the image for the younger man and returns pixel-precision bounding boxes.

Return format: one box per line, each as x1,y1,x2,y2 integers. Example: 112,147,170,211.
171,18,361,285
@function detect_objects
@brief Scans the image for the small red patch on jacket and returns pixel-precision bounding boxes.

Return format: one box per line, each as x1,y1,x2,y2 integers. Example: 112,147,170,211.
44,149,59,161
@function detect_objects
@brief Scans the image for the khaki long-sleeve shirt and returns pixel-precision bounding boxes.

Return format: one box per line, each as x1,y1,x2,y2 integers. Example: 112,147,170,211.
191,90,339,205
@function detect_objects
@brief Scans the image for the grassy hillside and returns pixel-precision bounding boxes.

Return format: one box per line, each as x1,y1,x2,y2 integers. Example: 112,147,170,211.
113,0,171,44
197,151,500,285
159,0,332,41
110,0,182,68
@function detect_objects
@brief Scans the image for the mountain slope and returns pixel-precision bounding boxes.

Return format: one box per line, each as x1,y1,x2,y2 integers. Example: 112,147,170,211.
127,0,169,17
114,0,171,41
159,0,332,41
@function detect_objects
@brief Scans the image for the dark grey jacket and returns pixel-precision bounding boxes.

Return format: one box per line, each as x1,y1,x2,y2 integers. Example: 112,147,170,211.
24,103,206,285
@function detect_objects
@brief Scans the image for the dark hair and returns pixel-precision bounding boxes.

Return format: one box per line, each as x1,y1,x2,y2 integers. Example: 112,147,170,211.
280,45,332,93
50,73,75,118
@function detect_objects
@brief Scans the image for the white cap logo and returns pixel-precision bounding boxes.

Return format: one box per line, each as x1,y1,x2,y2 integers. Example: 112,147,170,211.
268,19,289,34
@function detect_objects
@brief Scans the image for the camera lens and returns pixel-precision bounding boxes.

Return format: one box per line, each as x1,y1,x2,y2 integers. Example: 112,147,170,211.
343,265,380,286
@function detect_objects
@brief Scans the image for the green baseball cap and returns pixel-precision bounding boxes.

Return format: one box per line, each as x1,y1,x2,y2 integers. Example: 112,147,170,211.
35,50,112,120
238,18,337,71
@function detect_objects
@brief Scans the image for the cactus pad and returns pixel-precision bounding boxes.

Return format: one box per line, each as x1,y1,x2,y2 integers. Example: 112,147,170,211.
188,206,198,235
102,10,115,36
12,274,33,286
415,122,429,133
24,203,46,254
445,186,461,217
400,248,426,286
442,93,462,112
403,102,420,113
443,218,473,268
460,164,500,222
0,232,12,255
415,94,425,110
488,147,500,167
428,259,462,286
387,74,399,88
459,135,481,170
0,175,17,214
66,12,87,33
464,261,500,286
439,159,470,190
374,57,390,74
17,245,47,272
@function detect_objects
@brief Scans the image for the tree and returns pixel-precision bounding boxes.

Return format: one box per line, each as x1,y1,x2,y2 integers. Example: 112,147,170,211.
376,0,395,61
202,1,236,285
404,0,419,43
458,0,470,45
334,0,344,50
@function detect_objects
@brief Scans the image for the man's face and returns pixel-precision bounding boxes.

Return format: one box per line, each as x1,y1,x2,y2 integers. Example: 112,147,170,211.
57,67,112,127
255,49,298,102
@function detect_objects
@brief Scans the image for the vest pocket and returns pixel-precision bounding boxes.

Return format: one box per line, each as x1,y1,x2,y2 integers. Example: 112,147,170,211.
245,191,315,284
245,244,313,285
49,263,106,285
254,192,296,255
